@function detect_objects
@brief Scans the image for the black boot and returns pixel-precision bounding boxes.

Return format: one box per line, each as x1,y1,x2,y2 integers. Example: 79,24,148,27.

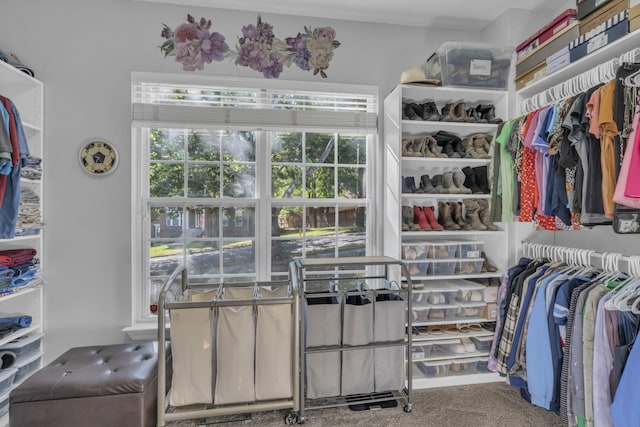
462,167,482,194
405,176,419,193
419,174,437,193
430,174,445,193
476,104,502,124
420,101,441,121
473,166,491,194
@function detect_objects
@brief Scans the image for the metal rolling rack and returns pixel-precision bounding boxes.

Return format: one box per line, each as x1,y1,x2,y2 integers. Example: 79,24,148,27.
157,265,301,426
289,256,413,424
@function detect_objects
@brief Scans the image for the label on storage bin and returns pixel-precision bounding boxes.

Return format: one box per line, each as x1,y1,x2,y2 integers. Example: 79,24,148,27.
466,250,480,258
587,32,609,55
470,59,491,76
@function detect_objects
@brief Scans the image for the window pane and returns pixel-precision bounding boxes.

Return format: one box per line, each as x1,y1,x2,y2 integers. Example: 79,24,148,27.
305,133,335,164
271,239,303,273
307,167,334,198
272,165,302,198
223,164,256,198
272,132,302,162
222,131,256,162
187,241,220,275
150,207,184,238
149,128,185,161
223,242,256,274
338,134,366,165
305,236,337,259
338,237,366,258
188,130,220,161
273,206,303,236
187,206,219,238
338,167,365,198
188,165,220,198
149,241,182,276
222,207,255,238
149,163,184,198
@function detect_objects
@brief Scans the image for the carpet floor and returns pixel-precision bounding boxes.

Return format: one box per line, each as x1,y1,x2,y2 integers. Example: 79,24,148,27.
166,382,564,427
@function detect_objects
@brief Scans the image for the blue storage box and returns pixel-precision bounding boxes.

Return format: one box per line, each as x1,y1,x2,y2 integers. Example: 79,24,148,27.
569,11,628,62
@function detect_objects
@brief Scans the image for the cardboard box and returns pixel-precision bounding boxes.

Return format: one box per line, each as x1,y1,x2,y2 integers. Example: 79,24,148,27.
547,46,571,74
577,0,626,20
579,0,629,35
483,303,497,321
516,61,547,90
517,9,577,59
516,21,580,77
569,11,629,62
631,15,640,31
630,3,640,19
483,286,498,303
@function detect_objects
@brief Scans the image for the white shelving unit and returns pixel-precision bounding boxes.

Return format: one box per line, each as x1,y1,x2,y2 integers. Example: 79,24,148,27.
384,84,507,389
0,61,44,427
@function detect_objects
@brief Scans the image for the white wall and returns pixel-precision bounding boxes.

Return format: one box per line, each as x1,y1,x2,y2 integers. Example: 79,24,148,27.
0,0,479,361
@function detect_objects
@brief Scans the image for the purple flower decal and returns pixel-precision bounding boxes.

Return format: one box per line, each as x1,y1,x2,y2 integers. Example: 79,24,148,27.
199,30,229,63
161,25,173,39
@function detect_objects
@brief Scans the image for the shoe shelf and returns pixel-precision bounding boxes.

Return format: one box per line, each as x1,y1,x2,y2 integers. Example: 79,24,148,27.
411,272,502,281
402,193,491,200
402,157,491,169
402,230,504,237
412,316,493,327
401,120,499,135
410,328,494,343
411,371,501,389
413,350,491,363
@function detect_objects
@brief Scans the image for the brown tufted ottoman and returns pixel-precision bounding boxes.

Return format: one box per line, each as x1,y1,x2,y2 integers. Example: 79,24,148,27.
9,342,171,427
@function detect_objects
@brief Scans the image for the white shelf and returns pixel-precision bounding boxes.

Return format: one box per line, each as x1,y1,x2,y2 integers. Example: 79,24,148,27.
0,324,42,348
400,84,507,102
402,229,504,237
401,120,499,135
410,272,502,281
410,329,494,343
412,317,492,327
411,372,502,389
402,157,491,169
0,61,41,90
402,193,491,200
413,350,490,363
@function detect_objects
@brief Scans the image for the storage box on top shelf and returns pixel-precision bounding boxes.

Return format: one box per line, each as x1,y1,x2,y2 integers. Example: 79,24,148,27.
630,2,640,30
546,46,571,74
578,0,628,20
579,0,629,35
424,42,513,90
516,61,547,90
516,21,580,77
516,9,577,59
569,10,629,62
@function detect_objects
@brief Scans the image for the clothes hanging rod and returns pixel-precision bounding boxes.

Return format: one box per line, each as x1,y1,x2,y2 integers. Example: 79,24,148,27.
521,242,640,276
518,47,640,114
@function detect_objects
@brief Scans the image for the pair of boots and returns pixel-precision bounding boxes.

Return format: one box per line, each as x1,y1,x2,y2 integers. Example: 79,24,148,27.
402,137,447,158
437,201,469,230
467,104,502,124
462,134,492,159
402,99,440,121
462,166,490,194
402,205,444,231
463,199,499,231
481,251,498,272
404,171,471,194
433,131,467,158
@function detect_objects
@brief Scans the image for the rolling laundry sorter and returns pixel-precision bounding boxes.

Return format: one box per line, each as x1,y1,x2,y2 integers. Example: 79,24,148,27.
156,266,301,426
290,256,413,423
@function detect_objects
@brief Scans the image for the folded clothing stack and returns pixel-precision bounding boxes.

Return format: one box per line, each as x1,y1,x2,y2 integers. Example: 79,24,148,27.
0,50,34,77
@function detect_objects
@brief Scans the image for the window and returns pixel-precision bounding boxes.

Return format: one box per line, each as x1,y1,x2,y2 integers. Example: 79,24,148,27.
131,73,378,324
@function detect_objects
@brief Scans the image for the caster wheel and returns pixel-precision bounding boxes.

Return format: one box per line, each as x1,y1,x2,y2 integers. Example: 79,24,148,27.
404,403,413,413
284,413,297,425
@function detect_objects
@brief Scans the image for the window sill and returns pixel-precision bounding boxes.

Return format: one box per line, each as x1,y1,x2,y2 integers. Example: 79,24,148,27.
122,323,159,341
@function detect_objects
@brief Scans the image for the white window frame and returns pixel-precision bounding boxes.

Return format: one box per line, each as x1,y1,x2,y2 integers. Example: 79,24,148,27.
125,72,380,337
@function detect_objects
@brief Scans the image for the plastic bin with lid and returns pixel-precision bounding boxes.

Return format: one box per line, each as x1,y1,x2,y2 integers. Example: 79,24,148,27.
455,280,486,302
450,357,480,375
455,259,484,275
423,282,458,304
426,304,458,321
405,260,428,277
456,301,485,319
470,335,494,352
417,360,451,378
424,259,457,276
456,241,485,258
424,42,513,89
0,368,17,396
411,343,433,360
12,351,42,386
0,332,44,360
0,390,9,419
411,306,431,323
402,241,458,260
431,339,465,357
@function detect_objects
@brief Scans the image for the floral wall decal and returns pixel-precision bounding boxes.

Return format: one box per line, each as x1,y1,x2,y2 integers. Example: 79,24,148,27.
160,15,230,72
160,15,340,78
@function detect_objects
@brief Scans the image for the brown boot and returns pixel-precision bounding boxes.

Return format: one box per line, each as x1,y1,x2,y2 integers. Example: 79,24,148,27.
402,138,415,157
425,135,448,158
472,135,491,159
477,199,499,230
441,103,459,122
481,252,498,272
453,170,472,194
412,138,426,158
463,199,487,230
419,136,435,158
453,102,473,122
442,171,460,194
438,201,460,230
452,201,471,230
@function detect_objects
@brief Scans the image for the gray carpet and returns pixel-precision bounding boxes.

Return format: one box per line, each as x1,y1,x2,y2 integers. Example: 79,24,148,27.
166,382,564,427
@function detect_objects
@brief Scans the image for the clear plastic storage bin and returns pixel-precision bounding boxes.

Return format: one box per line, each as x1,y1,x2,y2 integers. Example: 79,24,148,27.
450,358,479,375
12,351,42,385
427,304,458,321
417,360,451,378
405,260,427,277
456,302,485,319
411,307,431,323
0,332,44,359
431,339,465,357
0,391,9,419
424,42,513,89
457,242,485,258
411,343,433,360
425,259,457,276
476,359,491,373
402,242,458,260
455,259,484,275
470,335,494,352
0,368,17,395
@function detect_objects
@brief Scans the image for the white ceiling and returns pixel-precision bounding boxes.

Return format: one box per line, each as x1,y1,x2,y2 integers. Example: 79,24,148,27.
138,0,561,30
